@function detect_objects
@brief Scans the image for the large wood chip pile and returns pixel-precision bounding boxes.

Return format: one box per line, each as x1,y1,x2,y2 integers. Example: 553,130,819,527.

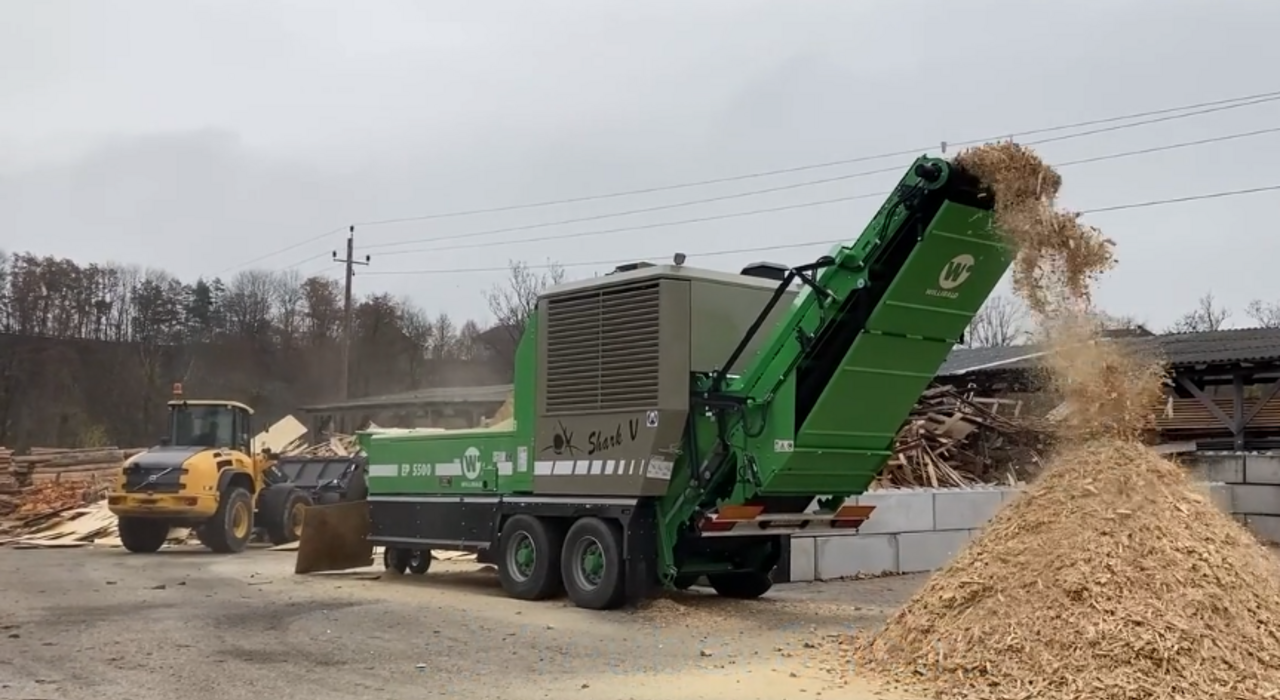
840,440,1280,699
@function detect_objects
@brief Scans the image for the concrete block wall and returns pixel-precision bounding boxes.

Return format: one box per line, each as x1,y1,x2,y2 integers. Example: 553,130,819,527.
1185,452,1280,544
789,452,1272,583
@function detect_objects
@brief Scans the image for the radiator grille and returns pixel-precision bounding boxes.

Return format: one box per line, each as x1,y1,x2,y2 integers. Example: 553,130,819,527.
544,281,661,414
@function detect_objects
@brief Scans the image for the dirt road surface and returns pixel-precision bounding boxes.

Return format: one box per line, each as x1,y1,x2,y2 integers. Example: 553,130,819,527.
0,546,927,700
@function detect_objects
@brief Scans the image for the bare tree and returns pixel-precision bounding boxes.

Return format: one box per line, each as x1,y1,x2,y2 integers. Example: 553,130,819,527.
963,294,1027,348
1168,292,1231,333
484,259,567,345
1246,299,1280,328
1096,312,1148,330
428,312,457,359
271,269,305,347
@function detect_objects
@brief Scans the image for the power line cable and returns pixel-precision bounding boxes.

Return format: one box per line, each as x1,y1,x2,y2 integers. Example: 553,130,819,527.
365,183,1280,276
214,226,344,277
360,164,904,252
363,120,1280,254
351,89,1280,228
223,89,1280,274
363,127,1280,257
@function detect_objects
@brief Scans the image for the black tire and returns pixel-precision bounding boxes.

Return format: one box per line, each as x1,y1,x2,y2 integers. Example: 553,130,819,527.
383,546,410,574
117,517,170,553
497,514,564,601
408,549,432,575
258,484,314,546
201,485,255,553
673,575,699,591
707,570,774,600
344,467,368,502
560,517,626,611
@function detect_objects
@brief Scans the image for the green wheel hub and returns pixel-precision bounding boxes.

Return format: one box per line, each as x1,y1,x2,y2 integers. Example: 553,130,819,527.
507,533,536,581
573,537,605,590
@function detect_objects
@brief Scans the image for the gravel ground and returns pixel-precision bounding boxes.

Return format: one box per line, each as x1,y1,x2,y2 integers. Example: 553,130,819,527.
0,545,929,700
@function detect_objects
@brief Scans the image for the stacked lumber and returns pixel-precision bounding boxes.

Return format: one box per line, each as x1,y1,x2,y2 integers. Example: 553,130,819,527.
0,446,141,519
12,446,139,486
0,448,18,515
876,385,1050,489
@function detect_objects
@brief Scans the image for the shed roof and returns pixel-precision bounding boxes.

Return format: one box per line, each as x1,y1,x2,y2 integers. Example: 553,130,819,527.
938,327,1280,377
300,384,513,412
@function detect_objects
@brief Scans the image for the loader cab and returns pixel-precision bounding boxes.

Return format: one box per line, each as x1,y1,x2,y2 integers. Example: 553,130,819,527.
165,392,254,454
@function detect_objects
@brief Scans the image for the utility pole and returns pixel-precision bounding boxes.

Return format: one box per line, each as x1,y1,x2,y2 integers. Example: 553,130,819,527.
334,225,370,400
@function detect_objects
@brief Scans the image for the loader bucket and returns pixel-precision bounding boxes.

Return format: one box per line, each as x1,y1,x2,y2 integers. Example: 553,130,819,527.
294,500,374,574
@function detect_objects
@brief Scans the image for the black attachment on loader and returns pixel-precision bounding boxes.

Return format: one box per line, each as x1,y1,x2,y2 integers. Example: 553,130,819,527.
271,454,368,505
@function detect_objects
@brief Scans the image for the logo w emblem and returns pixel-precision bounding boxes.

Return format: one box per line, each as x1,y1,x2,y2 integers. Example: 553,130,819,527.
937,254,975,290
462,447,482,480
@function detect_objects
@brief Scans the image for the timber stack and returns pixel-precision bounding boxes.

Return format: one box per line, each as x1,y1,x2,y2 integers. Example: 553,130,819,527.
1,446,142,517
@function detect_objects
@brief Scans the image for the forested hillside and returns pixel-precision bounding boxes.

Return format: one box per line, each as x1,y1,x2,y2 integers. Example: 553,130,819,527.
0,250,524,449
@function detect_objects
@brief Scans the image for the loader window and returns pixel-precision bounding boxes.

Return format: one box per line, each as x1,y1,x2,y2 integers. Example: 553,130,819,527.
171,406,238,449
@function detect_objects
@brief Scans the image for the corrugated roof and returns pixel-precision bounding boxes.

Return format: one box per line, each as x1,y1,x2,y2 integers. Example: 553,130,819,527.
938,327,1280,377
301,384,513,412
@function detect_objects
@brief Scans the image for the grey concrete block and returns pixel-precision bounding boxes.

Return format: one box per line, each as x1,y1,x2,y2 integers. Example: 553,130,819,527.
1000,488,1023,503
1184,453,1245,483
1246,455,1280,484
1242,515,1280,544
933,489,1006,530
1231,484,1280,515
1203,482,1234,513
789,536,816,582
815,535,899,579
897,530,972,573
855,491,935,534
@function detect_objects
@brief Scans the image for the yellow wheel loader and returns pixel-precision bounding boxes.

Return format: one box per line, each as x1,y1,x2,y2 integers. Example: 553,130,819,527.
106,384,313,554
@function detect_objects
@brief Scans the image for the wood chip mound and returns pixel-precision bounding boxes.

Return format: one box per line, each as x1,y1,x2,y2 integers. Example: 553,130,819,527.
841,438,1280,699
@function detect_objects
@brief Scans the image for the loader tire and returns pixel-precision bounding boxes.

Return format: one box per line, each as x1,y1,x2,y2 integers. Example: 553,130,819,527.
202,486,254,554
259,484,313,546
497,515,564,601
118,517,170,554
707,570,773,600
561,516,626,611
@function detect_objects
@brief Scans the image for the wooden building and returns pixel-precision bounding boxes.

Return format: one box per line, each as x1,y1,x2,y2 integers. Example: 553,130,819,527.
298,384,512,435
936,327,1280,451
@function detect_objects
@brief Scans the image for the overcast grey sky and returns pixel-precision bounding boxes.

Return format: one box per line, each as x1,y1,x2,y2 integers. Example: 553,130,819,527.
2,0,1277,329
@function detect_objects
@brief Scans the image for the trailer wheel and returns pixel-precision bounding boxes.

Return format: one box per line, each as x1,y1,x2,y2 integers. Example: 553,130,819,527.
408,549,432,575
497,515,563,601
117,517,170,553
383,546,410,574
561,517,626,611
707,571,774,600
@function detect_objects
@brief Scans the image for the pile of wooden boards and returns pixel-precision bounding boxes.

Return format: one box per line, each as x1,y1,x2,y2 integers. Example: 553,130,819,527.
284,433,359,457
876,385,1050,489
